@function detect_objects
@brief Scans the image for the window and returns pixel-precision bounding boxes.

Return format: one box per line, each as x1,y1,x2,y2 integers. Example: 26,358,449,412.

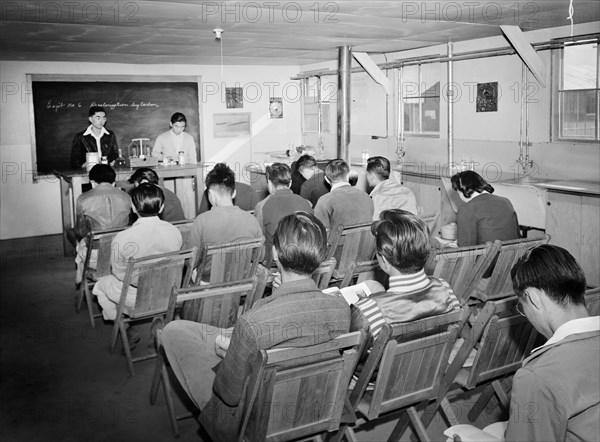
556,41,599,141
399,64,440,136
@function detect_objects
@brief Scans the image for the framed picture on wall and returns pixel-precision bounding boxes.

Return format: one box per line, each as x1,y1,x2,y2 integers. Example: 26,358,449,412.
213,112,251,137
225,87,243,108
476,82,498,112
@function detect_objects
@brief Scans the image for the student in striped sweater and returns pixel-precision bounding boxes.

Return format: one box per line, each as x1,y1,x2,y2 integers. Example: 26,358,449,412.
351,209,460,350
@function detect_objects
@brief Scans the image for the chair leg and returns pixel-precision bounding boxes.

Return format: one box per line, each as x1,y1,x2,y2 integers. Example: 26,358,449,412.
162,362,180,437
440,397,460,426
491,379,511,410
468,384,495,422
84,283,96,328
119,321,135,376
387,410,412,441
76,282,85,311
109,319,121,354
406,406,431,442
149,353,164,405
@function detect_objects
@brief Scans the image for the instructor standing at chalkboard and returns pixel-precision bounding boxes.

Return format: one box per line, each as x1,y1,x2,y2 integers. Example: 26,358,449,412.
152,112,197,165
71,106,119,169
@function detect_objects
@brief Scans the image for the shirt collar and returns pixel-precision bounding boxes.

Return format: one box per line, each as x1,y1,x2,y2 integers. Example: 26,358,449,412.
255,278,319,308
331,182,351,191
532,316,600,353
369,179,387,196
388,269,430,293
83,124,109,137
132,215,160,224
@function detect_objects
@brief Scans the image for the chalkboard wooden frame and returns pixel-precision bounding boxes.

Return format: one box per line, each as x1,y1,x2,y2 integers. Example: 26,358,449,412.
27,74,203,179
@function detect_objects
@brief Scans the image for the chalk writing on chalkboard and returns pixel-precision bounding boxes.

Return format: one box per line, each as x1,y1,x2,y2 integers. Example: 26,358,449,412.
29,76,201,176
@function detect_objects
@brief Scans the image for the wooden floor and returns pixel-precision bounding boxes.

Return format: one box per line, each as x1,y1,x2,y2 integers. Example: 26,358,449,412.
0,234,503,442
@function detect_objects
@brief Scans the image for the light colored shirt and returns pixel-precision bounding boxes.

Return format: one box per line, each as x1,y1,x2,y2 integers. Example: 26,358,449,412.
152,130,197,164
83,124,110,152
370,178,418,220
531,315,600,354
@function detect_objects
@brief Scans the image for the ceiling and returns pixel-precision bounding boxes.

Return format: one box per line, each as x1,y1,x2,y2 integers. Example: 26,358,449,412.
1,1,599,66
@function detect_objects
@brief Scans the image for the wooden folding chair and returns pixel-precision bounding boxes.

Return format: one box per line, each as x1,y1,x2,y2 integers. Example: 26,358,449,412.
426,241,501,305
339,306,470,442
475,234,550,302
339,259,381,289
585,287,600,316
326,222,377,284
149,277,259,437
172,219,194,249
196,237,265,285
76,226,126,327
312,257,337,289
109,247,197,376
213,330,365,442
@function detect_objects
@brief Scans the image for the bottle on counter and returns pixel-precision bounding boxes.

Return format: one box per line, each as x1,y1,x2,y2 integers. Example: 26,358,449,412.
178,151,185,166
114,149,127,169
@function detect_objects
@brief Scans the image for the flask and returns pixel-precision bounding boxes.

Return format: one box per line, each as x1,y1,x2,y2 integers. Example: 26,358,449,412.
114,149,127,169
178,151,185,166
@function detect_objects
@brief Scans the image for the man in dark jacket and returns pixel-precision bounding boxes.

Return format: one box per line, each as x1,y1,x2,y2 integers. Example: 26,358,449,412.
71,106,119,168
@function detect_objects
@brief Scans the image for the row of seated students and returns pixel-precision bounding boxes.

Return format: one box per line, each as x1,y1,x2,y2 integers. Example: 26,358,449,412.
72,159,597,440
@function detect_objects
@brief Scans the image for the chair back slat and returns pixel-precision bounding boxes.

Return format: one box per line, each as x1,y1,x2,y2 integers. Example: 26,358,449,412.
238,330,364,442
312,257,337,289
483,234,550,301
173,220,194,249
121,248,196,319
198,237,264,285
458,296,539,389
327,222,376,281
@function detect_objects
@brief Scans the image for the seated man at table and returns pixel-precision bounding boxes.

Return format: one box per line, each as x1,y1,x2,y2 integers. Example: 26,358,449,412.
504,244,599,441
297,154,330,207
366,156,417,220
351,209,460,350
127,167,185,222
314,159,374,234
72,164,131,284
161,212,351,441
190,163,263,280
71,106,119,169
92,184,182,344
254,162,312,264
198,163,256,213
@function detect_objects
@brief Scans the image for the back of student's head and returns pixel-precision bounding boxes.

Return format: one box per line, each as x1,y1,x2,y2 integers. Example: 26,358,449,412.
451,171,494,199
325,159,350,183
296,154,317,171
89,164,116,184
129,167,159,185
170,112,187,124
366,156,391,180
130,183,164,217
205,163,235,195
266,163,292,187
273,212,327,275
371,209,429,273
511,244,586,308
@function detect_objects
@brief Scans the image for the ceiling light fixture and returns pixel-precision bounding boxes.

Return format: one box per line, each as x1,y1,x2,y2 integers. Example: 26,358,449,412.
213,28,225,82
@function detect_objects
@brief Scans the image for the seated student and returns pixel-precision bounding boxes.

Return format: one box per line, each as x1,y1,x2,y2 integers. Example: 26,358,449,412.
71,164,131,284
254,163,313,264
190,163,263,279
127,167,185,222
366,156,417,220
92,184,182,345
297,154,330,207
351,209,460,349
161,212,351,441
198,163,256,213
314,159,374,233
451,245,599,442
451,171,519,247
289,159,306,195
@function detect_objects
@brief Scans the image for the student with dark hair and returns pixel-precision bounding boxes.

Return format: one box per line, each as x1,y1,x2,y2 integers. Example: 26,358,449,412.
190,163,262,277
351,209,459,349
451,170,520,247
254,162,312,264
92,183,182,344
152,112,197,165
71,106,119,169
128,167,185,222
198,163,256,213
296,154,330,207
366,155,417,219
72,164,131,284
314,159,373,233
161,212,350,441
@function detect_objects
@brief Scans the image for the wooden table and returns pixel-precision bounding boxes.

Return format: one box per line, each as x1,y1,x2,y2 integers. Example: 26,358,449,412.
54,164,201,256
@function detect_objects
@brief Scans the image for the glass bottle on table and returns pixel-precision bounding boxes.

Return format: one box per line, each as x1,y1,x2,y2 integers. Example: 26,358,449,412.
114,149,127,169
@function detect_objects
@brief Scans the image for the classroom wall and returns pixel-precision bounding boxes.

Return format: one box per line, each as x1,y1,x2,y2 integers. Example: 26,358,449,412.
302,22,600,183
0,61,301,239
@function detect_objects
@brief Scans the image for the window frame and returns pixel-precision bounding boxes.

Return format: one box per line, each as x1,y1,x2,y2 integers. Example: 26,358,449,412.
398,63,441,138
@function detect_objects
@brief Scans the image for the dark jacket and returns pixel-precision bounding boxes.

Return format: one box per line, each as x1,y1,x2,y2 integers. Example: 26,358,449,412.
71,130,119,169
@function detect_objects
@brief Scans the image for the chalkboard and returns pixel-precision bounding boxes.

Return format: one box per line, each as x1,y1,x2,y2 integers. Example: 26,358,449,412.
29,75,201,175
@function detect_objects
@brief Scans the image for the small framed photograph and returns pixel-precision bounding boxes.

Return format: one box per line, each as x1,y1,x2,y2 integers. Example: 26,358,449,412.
269,97,283,119
225,87,243,108
476,82,498,112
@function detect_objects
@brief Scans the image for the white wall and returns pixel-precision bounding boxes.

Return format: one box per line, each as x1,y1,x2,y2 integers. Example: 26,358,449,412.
301,22,600,183
0,61,302,239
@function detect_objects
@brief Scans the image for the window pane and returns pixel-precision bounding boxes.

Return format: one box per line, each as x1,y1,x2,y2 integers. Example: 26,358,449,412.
421,64,440,97
403,98,420,132
560,90,597,138
401,66,419,98
563,43,597,90
422,97,440,133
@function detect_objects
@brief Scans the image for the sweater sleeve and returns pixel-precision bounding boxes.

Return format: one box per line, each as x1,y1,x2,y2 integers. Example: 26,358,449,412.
505,367,567,442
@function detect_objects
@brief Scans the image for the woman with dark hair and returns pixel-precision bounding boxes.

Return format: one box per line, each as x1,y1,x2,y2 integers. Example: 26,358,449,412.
451,171,520,247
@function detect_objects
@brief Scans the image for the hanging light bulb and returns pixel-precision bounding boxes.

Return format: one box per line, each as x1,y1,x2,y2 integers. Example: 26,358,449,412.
213,28,224,82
